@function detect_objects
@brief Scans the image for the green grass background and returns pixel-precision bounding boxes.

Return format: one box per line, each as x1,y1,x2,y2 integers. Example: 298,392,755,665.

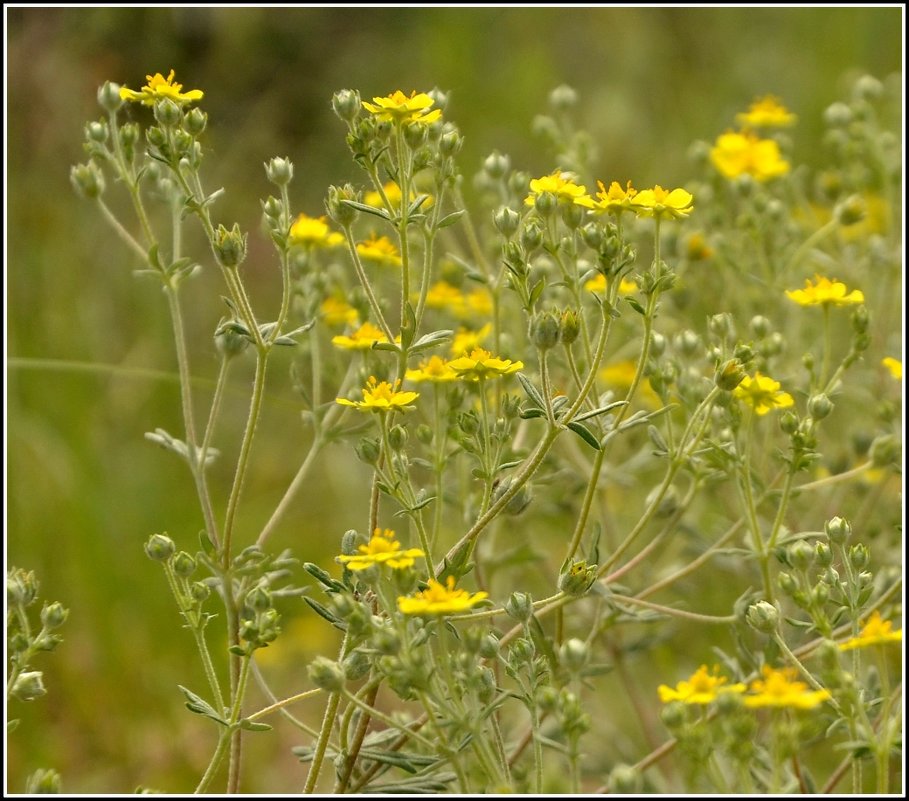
6,6,903,793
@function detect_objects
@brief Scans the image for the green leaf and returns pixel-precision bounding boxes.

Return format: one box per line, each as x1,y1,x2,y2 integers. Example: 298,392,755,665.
410,329,453,353
435,209,466,230
199,530,217,557
567,421,601,450
340,199,391,220
519,407,546,420
406,194,431,216
303,597,346,630
303,562,346,593
625,296,646,315
239,718,272,732
516,373,545,408
528,278,545,307
177,685,228,726
372,341,402,353
572,400,628,422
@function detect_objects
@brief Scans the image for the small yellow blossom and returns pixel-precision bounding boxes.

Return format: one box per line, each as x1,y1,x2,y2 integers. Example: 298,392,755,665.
710,130,790,181
524,170,590,207
732,372,794,415
785,275,865,307
405,355,459,383
576,180,638,214
336,528,424,572
289,214,344,248
630,185,694,220
424,282,492,320
363,181,434,212
736,95,798,128
685,231,715,262
356,233,402,267
658,665,746,705
838,611,903,651
321,296,359,327
583,273,638,295
882,357,902,380
450,324,492,356
336,376,419,413
362,90,441,125
599,360,661,408
743,665,831,710
448,348,524,379
397,576,488,616
119,69,204,106
331,321,391,350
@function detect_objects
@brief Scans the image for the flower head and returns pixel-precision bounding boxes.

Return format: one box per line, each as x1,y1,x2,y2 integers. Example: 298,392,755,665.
321,296,359,328
658,665,746,705
524,170,590,207
732,372,794,415
405,355,459,383
710,130,790,181
356,233,402,267
785,275,865,307
331,321,391,350
584,273,638,296
838,611,903,651
424,282,492,320
289,214,344,249
736,95,797,128
336,376,419,413
363,90,441,125
448,348,524,379
397,576,488,616
336,528,424,572
882,357,902,380
630,185,694,220
576,180,638,214
743,665,831,709
119,69,204,106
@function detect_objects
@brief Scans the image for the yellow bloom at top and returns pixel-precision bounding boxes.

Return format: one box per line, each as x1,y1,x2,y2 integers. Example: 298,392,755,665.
119,69,204,106
397,576,488,616
630,186,694,220
785,275,865,307
710,130,790,182
450,324,492,356
524,170,590,207
448,348,524,379
736,95,798,128
331,321,391,350
732,372,794,416
362,90,442,125
336,376,419,413
838,611,903,651
336,528,425,572
321,296,359,327
405,355,459,383
576,180,638,214
658,665,746,705
743,665,831,710
584,273,638,295
882,357,902,380
289,214,344,249
356,233,402,267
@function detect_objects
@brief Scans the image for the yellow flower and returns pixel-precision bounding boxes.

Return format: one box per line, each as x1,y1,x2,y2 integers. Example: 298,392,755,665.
362,90,442,125
743,665,831,710
119,69,204,106
450,324,492,356
405,355,459,383
736,95,798,128
710,130,790,182
685,231,715,262
356,234,402,267
785,275,865,307
658,665,746,705
331,321,391,350
336,376,419,413
321,296,359,328
630,185,694,220
732,372,795,416
448,348,524,379
397,576,488,616
882,357,902,380
838,611,903,651
599,360,661,408
464,288,493,318
289,214,344,248
424,282,492,320
336,528,425,572
576,180,638,214
363,181,434,212
524,169,590,207
583,273,637,295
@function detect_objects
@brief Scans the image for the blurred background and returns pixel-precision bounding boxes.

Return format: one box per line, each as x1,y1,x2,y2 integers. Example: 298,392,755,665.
6,6,903,793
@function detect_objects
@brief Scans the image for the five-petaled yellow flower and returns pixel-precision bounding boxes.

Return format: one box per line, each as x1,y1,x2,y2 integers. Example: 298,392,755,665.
397,576,488,616
448,348,524,379
576,180,638,214
524,170,590,207
658,665,746,705
838,611,903,651
331,321,391,350
882,357,902,380
357,234,402,267
405,355,459,383
743,665,831,709
362,90,441,125
584,273,638,295
336,528,424,572
736,95,797,128
630,186,694,220
733,372,794,415
289,214,344,249
336,376,419,412
785,275,865,307
710,130,790,182
119,69,204,106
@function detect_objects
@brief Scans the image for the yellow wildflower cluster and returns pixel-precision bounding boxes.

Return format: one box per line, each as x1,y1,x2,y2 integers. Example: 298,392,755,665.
785,275,864,307
424,281,493,319
331,321,390,350
658,665,746,704
838,611,902,651
710,130,790,182
732,372,795,416
289,214,344,249
336,377,419,413
119,69,204,106
356,233,402,267
362,90,441,125
397,576,488,616
336,529,424,572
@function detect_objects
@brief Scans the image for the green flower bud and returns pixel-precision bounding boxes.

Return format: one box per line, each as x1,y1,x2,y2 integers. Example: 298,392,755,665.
504,591,533,623
650,332,667,357
815,541,833,566
835,195,866,227
403,121,427,149
25,768,61,795
214,318,251,359
853,74,884,102
559,638,589,672
11,670,46,702
676,330,701,357
521,219,544,251
849,544,870,569
808,393,834,420
779,411,799,435
145,533,176,563
265,156,294,186
824,516,851,545
659,701,686,731
532,191,557,218
483,150,510,179
372,627,401,656
559,560,597,597
172,551,196,578
579,223,603,251
191,581,210,603
332,89,361,122
749,315,771,338
153,98,182,128
715,359,746,391
507,637,535,667
439,128,463,157
479,633,500,660
811,582,829,605
355,437,380,465
246,587,272,613
340,530,360,557
415,424,433,445
493,206,520,238
40,601,68,630
608,764,642,795
97,81,123,113
824,101,853,127
560,309,581,345
343,649,371,681
182,107,207,136
708,312,734,340
458,410,480,436
326,184,360,227
788,541,815,571
536,685,560,714
7,569,38,606
851,304,870,335
85,119,109,145
777,572,797,595
387,424,408,451
213,223,247,269
745,601,779,633
475,666,496,704
530,311,561,351
428,87,449,111
869,434,898,468
308,656,346,692
816,639,840,670
560,202,584,230
549,84,578,111
821,566,840,587
70,162,105,199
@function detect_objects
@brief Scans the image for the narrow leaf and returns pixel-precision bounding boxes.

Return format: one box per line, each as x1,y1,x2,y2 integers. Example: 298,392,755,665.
567,421,601,450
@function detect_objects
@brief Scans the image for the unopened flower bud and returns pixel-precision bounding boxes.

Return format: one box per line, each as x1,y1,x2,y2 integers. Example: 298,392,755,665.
561,202,584,230
824,102,853,127
213,223,247,269
660,701,686,731
778,572,797,594
388,424,408,451
709,312,734,340
40,602,68,630
716,359,746,391
153,97,182,128
439,129,463,157
214,319,250,359
869,434,898,468
70,162,105,199
25,768,61,795
676,330,701,357
853,74,883,102
824,516,851,545
746,601,779,633
355,437,380,465
343,649,371,681
145,533,176,563
521,219,544,251
835,195,866,227
493,206,520,238
811,582,829,605
788,541,815,571
559,560,597,597
505,591,533,623
549,84,578,111
332,89,361,122
808,393,834,420
191,581,210,603
372,627,400,656
85,119,108,144
97,81,123,113
848,544,870,569
246,587,272,613
608,764,642,795
172,551,197,578
650,332,667,357
11,671,46,702
307,656,346,692
415,424,433,445
265,156,294,186
326,184,360,227
483,150,510,178
815,541,833,566
560,309,581,345
403,121,427,149
530,311,560,351
559,638,589,672
532,191,557,217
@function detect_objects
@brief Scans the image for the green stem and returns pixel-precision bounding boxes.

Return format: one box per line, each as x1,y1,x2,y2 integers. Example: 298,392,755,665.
342,226,395,343
195,730,230,794
246,687,322,722
304,690,341,793
610,593,738,624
